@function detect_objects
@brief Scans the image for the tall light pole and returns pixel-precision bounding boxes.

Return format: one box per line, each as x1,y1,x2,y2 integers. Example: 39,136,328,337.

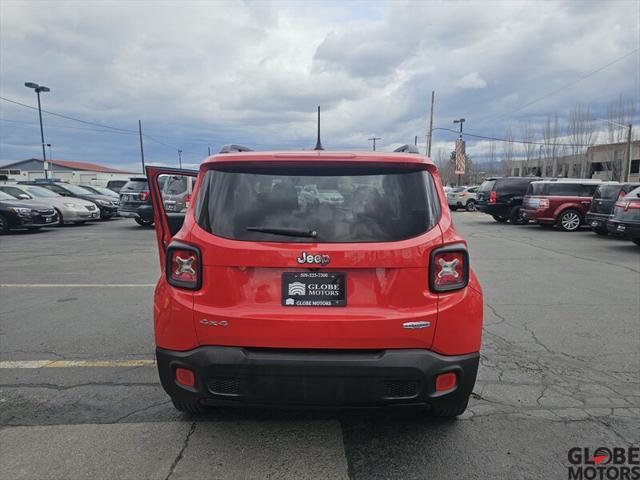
368,136,381,151
24,82,50,179
178,149,183,169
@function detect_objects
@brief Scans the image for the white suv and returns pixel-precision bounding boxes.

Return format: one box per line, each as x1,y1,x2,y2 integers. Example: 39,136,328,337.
447,186,479,211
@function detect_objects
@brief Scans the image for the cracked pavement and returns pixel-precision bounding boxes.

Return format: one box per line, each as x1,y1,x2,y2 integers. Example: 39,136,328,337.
1,214,638,479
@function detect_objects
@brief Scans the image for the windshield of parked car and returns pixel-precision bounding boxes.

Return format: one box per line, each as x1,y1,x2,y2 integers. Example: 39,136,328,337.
93,186,119,196
195,164,438,243
452,187,466,193
22,186,61,198
0,190,16,200
63,184,94,195
593,184,622,200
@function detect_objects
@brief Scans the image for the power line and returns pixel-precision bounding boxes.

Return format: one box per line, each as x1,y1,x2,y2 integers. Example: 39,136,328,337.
432,127,592,147
0,95,271,149
0,96,137,133
0,117,138,136
478,47,640,123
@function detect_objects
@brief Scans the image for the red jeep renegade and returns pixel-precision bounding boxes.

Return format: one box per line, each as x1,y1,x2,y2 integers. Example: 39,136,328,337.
147,145,483,417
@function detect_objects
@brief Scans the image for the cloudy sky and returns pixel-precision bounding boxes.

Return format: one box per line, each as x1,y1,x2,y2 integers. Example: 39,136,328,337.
1,0,638,172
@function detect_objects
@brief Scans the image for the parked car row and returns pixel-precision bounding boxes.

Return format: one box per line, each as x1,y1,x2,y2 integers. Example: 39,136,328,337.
0,179,118,234
473,176,640,246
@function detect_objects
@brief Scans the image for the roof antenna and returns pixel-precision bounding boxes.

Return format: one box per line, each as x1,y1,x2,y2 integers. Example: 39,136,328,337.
314,105,324,150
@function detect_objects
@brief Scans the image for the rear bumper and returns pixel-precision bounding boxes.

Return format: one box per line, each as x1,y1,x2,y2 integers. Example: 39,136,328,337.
585,212,610,229
607,219,640,239
156,346,479,408
476,202,507,217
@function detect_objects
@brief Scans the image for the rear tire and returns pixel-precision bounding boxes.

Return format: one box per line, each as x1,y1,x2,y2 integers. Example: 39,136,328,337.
557,209,582,232
0,215,10,234
135,217,154,226
466,200,476,212
171,397,207,415
509,206,526,225
492,215,508,223
593,227,608,236
450,206,458,211
430,396,469,418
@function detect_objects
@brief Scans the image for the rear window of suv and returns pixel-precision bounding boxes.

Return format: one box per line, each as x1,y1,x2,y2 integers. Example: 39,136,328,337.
593,184,622,200
121,180,148,192
194,164,440,243
479,180,496,192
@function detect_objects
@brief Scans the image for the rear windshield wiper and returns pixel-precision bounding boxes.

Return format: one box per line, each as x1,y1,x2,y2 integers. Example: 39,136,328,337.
246,226,318,238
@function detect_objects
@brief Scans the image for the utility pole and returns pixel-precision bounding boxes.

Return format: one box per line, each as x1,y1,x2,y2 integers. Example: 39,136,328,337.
368,136,381,151
414,135,418,146
178,149,183,169
138,120,146,175
207,146,211,156
622,124,633,182
427,90,435,157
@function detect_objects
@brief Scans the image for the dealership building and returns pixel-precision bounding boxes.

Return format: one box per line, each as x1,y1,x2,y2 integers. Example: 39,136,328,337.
0,158,135,185
510,140,640,182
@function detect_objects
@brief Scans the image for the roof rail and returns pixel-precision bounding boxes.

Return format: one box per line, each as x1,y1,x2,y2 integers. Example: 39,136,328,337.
219,144,253,153
393,144,420,154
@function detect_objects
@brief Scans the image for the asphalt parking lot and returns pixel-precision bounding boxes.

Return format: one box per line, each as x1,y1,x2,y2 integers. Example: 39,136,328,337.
1,214,638,480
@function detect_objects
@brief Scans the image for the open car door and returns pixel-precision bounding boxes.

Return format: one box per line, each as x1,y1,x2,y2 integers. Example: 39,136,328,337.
146,166,198,265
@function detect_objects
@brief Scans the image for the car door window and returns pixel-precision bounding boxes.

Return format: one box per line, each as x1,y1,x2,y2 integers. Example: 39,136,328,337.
1,186,29,198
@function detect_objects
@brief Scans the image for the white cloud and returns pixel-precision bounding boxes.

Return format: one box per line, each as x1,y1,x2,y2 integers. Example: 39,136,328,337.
456,72,487,89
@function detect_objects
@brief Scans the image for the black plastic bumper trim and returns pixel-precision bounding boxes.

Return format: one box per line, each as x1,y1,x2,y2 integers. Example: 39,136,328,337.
156,346,479,408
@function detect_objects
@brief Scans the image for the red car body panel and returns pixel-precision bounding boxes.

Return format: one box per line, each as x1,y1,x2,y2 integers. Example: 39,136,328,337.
149,154,482,355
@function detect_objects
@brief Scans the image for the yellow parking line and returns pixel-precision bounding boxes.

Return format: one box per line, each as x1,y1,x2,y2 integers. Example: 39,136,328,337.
0,284,155,288
0,359,156,369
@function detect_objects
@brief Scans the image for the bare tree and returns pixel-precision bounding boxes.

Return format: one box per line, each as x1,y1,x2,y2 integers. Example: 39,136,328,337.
566,103,596,177
542,114,561,176
602,95,638,178
501,126,516,175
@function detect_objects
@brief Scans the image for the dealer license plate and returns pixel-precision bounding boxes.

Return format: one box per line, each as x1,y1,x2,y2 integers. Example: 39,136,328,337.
282,272,346,307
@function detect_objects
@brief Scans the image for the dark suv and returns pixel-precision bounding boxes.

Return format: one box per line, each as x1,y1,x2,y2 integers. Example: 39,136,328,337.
476,177,545,224
607,186,640,246
586,182,640,235
118,177,154,226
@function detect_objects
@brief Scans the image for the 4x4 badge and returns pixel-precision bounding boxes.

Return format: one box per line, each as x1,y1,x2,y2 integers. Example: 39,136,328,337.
297,252,331,265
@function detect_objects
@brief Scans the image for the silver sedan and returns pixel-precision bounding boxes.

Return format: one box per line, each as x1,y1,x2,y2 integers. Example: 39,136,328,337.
0,184,100,224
